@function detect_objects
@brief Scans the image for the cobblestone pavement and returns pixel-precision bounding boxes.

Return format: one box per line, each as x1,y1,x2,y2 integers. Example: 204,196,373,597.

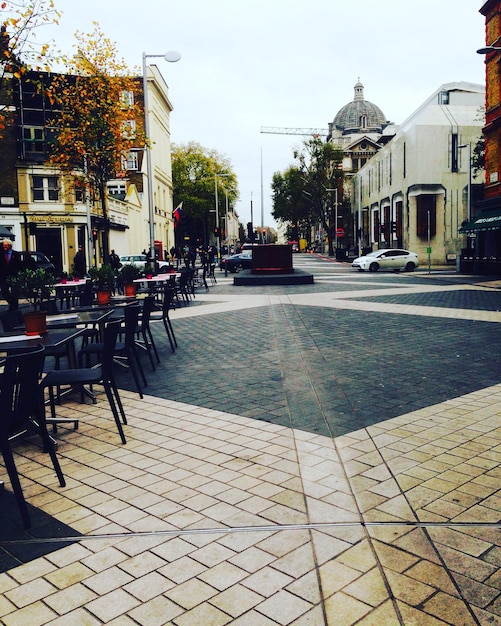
0,256,499,625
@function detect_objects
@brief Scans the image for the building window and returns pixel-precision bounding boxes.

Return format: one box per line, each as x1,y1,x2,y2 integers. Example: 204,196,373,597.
23,127,46,154
32,175,59,201
121,150,139,171
121,90,134,108
451,133,459,172
122,119,136,139
108,181,127,196
416,195,436,238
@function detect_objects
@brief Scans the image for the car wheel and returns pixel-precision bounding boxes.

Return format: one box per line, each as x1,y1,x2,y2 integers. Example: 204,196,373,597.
405,262,415,272
234,263,242,273
369,262,379,272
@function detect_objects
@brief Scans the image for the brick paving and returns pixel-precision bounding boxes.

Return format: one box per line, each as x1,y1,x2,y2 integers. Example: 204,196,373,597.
0,256,499,625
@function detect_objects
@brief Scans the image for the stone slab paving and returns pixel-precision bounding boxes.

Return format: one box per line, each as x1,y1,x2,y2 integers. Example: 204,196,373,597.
0,258,499,624
0,382,498,625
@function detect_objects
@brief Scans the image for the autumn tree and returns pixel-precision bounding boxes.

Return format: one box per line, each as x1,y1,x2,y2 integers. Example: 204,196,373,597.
46,23,144,263
0,0,60,134
171,141,238,247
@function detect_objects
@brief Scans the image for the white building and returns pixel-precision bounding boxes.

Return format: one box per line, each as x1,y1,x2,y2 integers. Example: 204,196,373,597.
351,82,485,265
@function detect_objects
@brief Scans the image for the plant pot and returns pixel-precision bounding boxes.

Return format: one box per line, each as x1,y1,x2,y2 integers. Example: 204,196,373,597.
23,310,47,336
97,290,111,305
124,283,137,297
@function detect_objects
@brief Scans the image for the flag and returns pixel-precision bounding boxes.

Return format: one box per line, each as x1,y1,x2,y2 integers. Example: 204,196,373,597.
172,202,183,228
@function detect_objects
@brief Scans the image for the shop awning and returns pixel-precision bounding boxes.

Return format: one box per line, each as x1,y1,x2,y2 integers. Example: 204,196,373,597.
459,209,501,234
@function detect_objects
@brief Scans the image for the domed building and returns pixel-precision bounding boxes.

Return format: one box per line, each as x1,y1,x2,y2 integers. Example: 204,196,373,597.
327,79,396,173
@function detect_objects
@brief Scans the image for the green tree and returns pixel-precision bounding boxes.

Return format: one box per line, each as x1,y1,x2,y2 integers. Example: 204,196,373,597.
46,23,143,263
0,0,61,134
272,136,343,256
171,141,238,246
271,166,312,242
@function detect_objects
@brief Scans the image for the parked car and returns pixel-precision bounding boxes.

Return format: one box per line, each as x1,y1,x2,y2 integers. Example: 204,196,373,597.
19,251,56,273
220,252,253,273
352,248,419,272
119,254,147,270
119,254,172,273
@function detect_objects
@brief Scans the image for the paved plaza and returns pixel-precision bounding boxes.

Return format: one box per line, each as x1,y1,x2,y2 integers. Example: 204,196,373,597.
0,255,500,625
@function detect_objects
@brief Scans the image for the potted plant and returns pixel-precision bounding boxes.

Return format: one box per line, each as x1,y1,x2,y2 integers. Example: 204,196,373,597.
144,263,154,279
89,264,115,305
119,263,141,297
8,268,56,335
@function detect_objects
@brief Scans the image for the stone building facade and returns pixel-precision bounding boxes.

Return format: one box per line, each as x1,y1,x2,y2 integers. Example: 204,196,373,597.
351,82,485,266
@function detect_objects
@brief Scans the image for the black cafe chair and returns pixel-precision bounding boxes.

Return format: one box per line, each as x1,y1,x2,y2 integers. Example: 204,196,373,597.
150,285,177,353
135,296,160,370
77,303,146,399
0,345,65,528
41,320,127,444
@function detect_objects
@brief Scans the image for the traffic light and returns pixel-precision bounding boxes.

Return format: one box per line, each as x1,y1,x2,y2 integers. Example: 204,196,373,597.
92,228,98,240
214,227,219,237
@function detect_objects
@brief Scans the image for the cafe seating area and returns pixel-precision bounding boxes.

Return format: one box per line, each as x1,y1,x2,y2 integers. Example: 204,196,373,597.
0,264,213,528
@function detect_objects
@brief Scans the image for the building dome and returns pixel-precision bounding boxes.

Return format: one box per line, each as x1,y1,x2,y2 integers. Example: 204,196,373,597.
332,80,387,135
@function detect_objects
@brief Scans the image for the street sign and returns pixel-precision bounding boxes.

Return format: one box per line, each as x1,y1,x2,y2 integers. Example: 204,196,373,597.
336,228,344,238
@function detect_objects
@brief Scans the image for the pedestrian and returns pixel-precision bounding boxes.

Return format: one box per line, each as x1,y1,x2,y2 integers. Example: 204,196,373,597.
175,246,182,268
73,245,86,278
109,249,121,271
0,239,24,310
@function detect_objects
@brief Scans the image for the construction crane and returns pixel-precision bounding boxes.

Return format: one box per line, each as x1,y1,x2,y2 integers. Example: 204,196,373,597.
260,126,329,137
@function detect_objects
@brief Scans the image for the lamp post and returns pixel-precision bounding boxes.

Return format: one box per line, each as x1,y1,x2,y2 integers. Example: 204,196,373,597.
214,172,229,260
325,188,338,255
142,50,181,273
477,45,501,54
458,143,471,221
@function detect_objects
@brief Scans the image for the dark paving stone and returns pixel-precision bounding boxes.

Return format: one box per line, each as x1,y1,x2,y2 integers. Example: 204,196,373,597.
115,295,501,443
351,289,501,310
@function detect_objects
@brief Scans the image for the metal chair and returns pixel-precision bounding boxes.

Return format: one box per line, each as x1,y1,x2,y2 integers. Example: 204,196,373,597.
0,345,65,528
77,304,146,399
150,286,177,353
135,296,160,370
41,320,127,444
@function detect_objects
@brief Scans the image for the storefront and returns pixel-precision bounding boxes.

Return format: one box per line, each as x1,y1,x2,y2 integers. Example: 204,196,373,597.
459,205,501,274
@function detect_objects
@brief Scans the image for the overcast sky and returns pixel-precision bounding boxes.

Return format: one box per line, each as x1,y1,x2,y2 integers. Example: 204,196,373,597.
43,0,486,228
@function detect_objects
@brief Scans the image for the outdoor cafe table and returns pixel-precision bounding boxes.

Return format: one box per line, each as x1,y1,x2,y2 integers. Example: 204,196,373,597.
53,278,90,290
0,327,85,364
45,309,114,330
53,278,90,308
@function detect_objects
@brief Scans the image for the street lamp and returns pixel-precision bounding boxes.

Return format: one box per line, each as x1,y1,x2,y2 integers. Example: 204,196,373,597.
458,143,471,221
142,50,181,272
477,45,501,54
325,188,339,254
214,172,229,260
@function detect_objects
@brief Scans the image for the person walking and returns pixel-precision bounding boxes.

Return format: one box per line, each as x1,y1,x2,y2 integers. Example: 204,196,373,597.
109,249,121,271
0,239,24,310
73,245,86,278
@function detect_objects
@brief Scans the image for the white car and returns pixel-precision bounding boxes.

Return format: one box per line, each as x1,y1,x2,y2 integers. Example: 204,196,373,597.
120,254,172,273
352,248,419,272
